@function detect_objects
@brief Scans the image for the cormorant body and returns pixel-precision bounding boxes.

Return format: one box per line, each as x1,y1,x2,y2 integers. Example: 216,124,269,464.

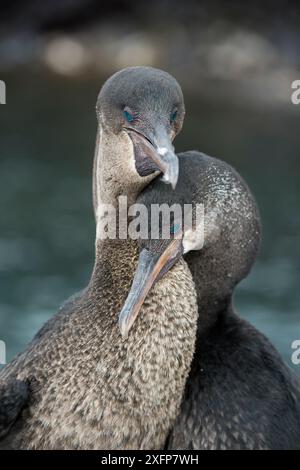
0,67,198,449
128,151,300,450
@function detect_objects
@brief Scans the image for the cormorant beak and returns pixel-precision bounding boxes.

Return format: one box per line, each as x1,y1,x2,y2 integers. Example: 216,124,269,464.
126,125,179,189
119,238,183,338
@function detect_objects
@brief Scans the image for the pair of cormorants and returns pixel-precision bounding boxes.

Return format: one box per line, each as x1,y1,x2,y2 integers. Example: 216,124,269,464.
0,67,299,449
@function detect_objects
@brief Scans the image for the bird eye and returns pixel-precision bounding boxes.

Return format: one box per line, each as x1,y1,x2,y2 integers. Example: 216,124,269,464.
170,110,178,122
123,109,134,123
170,223,181,235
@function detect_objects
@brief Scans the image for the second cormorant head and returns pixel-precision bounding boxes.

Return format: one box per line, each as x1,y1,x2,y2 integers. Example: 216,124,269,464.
119,151,261,337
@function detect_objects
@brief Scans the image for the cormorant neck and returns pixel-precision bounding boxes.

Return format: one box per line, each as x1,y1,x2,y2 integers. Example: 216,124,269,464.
184,249,234,337
89,125,144,296
196,295,233,338
93,126,136,209
88,237,138,294
93,124,154,214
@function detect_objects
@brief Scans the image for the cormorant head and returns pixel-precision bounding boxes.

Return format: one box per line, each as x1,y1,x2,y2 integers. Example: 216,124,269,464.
96,66,184,193
118,152,261,338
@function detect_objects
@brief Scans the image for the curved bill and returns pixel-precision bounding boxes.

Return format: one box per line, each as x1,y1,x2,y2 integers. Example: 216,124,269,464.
126,128,179,189
119,239,182,338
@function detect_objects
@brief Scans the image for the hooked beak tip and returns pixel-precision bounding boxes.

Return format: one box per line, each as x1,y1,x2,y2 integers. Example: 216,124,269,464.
151,134,179,189
157,146,168,157
126,127,179,188
118,312,130,339
161,154,179,189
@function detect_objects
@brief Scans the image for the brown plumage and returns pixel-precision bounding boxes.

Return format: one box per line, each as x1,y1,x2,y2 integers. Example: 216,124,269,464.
126,151,300,450
0,67,198,449
0,239,197,449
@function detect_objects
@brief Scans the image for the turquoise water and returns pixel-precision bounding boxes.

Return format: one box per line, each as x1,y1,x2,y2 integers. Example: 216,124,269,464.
0,71,299,371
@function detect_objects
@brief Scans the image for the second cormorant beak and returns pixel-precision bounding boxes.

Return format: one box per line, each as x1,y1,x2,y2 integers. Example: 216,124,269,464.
119,237,183,338
126,125,179,189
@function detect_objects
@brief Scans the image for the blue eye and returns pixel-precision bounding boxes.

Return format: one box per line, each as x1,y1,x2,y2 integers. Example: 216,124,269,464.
170,223,181,235
170,110,178,122
123,109,134,122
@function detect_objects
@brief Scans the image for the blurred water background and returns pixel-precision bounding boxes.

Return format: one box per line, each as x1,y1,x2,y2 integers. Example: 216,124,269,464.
0,0,299,371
